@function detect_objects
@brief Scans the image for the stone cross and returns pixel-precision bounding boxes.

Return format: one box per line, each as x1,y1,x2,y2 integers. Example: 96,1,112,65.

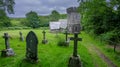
70,34,82,57
3,33,10,49
42,30,46,40
64,30,69,46
1,33,15,57
67,7,82,67
26,31,38,63
19,32,24,41
42,30,48,44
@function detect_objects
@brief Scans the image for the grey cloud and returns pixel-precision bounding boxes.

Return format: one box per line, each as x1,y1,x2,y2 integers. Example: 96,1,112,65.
8,0,79,17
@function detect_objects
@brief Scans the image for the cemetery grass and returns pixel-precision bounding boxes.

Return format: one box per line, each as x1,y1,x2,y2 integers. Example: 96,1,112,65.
0,29,119,67
0,29,94,67
81,32,120,67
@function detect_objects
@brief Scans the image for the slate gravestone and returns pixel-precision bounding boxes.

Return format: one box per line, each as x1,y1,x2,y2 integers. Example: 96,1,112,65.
1,33,15,57
67,7,82,67
42,30,48,44
26,31,38,63
19,32,24,41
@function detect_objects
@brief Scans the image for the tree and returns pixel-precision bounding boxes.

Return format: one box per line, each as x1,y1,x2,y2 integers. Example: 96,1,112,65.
50,10,60,21
0,0,15,27
0,10,11,27
0,0,15,14
26,11,40,28
78,0,120,43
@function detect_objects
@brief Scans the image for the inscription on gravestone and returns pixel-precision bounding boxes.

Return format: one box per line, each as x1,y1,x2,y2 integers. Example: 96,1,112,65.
42,30,48,44
26,31,38,63
19,32,24,41
1,33,15,57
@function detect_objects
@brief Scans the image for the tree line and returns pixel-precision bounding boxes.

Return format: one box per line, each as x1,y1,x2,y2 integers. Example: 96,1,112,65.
78,0,120,44
0,0,65,28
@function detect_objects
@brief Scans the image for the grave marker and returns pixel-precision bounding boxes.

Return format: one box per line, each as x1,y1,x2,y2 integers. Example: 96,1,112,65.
1,33,15,57
26,31,38,63
19,32,24,41
67,7,82,67
64,30,69,46
42,30,48,44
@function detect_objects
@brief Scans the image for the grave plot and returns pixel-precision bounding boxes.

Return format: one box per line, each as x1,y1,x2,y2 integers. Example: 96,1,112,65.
25,31,38,63
67,7,82,67
1,33,15,57
19,32,24,41
42,30,48,44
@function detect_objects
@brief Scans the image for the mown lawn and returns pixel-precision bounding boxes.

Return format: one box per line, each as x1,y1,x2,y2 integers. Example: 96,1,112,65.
0,29,94,67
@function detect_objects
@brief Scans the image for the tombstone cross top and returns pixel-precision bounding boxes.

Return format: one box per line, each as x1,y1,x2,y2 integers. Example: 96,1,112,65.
42,30,46,40
1,33,15,57
19,32,24,41
26,31,38,63
3,33,10,49
42,30,48,44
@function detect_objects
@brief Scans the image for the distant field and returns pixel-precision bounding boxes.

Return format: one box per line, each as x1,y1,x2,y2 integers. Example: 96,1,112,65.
0,29,119,67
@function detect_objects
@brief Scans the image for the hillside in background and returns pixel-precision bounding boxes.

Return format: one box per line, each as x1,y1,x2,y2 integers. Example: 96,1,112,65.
10,14,67,27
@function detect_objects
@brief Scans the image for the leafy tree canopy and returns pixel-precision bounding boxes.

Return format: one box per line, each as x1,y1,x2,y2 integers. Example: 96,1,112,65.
0,0,15,27
50,10,60,21
26,11,40,28
78,0,120,43
0,0,15,14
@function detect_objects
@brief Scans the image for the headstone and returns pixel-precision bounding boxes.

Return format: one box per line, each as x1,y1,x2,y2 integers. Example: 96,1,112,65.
1,33,15,57
42,30,48,44
64,30,69,46
26,31,38,63
67,7,81,34
67,7,82,67
19,32,24,41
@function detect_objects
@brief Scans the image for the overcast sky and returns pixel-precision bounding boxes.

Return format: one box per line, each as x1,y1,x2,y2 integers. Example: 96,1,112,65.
8,0,79,18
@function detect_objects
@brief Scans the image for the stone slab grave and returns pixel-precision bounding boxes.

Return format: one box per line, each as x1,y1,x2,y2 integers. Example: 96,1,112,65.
25,31,38,63
1,33,15,57
42,30,48,44
67,7,82,67
19,32,24,41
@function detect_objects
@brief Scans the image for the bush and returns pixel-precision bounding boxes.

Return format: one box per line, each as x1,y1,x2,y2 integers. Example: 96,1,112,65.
57,37,69,46
100,30,120,44
0,27,31,30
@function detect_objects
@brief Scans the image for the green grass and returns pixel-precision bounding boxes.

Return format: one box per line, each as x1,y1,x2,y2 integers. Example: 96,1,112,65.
80,32,120,67
0,30,119,67
0,29,94,67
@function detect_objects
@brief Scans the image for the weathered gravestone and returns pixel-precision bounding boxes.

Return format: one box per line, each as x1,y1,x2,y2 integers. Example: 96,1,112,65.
67,7,82,67
1,33,15,57
64,30,69,46
26,31,38,63
19,32,24,41
42,30,48,44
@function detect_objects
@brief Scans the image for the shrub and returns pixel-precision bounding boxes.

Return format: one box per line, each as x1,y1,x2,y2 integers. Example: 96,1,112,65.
57,37,69,46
